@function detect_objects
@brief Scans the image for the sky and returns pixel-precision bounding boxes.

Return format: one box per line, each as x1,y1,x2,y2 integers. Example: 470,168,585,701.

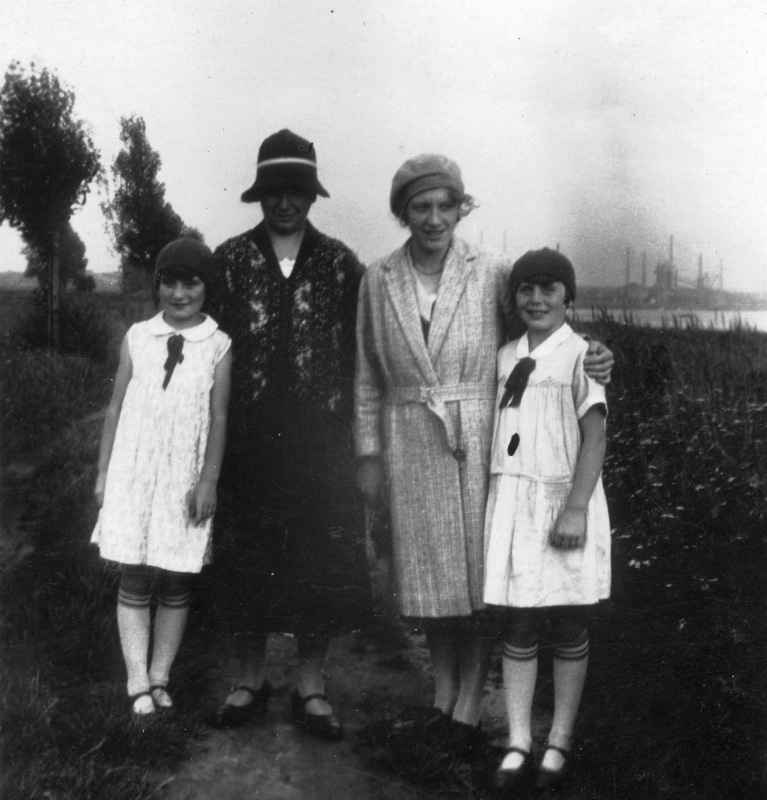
1,0,765,291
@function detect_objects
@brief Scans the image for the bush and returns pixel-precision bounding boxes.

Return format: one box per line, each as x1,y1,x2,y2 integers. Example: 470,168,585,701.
12,290,122,365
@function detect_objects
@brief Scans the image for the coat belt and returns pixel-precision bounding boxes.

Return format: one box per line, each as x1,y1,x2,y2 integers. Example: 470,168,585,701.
385,383,493,459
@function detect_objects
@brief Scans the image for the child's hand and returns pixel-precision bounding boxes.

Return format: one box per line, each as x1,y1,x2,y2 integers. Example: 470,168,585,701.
94,473,107,507
189,480,217,524
551,506,587,549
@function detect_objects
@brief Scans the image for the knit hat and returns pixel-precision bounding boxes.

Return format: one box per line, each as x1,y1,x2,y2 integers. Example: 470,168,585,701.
389,154,465,218
508,248,577,302
241,129,329,203
155,238,215,284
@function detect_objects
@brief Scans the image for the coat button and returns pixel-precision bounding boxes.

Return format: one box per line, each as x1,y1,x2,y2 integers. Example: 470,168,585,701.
453,447,466,462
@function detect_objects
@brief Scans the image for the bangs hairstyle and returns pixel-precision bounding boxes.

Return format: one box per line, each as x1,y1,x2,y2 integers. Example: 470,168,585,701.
153,262,221,312
515,273,575,306
398,188,478,226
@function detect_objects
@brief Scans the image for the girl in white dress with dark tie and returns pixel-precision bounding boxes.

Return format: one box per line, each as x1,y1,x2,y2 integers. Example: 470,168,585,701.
483,248,610,792
92,238,232,719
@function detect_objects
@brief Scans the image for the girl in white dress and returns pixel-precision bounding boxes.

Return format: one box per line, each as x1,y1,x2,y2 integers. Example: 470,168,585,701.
92,238,232,719
483,248,609,792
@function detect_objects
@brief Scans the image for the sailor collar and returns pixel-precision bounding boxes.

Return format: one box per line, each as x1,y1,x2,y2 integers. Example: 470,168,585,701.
516,322,574,360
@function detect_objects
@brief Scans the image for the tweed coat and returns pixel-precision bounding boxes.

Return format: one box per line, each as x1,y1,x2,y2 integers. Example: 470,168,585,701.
355,237,513,618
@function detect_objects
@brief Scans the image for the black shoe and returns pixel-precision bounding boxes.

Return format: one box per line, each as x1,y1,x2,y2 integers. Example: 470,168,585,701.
535,743,570,792
494,747,533,792
290,689,344,741
207,680,271,729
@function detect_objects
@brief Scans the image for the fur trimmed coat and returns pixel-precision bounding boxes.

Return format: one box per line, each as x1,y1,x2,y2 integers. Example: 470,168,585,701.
355,238,513,617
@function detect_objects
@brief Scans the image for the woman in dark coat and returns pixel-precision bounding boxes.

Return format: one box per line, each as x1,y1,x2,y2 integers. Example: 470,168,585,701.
208,130,369,740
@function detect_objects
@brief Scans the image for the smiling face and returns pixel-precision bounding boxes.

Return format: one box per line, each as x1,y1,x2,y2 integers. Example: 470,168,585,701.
516,278,568,345
260,187,314,236
404,187,461,260
158,274,206,329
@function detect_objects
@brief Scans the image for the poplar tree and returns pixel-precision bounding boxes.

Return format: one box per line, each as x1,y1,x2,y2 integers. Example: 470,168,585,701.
0,61,101,348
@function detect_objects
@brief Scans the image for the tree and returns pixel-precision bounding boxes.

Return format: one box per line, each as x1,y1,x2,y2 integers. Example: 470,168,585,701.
102,115,193,289
0,61,101,347
23,221,93,291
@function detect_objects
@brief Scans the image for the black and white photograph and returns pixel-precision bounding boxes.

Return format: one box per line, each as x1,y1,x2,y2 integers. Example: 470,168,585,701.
1,2,765,798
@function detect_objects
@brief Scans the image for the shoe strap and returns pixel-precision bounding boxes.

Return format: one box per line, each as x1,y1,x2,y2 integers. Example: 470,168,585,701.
296,692,329,705
543,743,570,757
230,682,267,697
504,746,531,758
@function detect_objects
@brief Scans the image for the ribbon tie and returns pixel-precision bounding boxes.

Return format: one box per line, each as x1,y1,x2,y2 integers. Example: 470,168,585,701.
499,357,536,409
162,334,185,390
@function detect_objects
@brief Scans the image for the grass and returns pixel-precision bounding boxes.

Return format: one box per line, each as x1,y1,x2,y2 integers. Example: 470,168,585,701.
2,306,766,798
355,314,767,799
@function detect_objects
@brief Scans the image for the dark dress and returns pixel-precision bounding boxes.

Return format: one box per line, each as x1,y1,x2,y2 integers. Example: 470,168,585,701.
210,221,371,638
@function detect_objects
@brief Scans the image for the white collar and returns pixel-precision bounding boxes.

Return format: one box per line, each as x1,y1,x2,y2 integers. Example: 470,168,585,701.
516,322,573,360
146,312,218,342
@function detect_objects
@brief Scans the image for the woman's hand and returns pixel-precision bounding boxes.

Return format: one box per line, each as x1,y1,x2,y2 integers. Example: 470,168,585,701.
583,340,614,385
356,456,384,508
94,473,107,508
190,479,217,524
551,505,587,549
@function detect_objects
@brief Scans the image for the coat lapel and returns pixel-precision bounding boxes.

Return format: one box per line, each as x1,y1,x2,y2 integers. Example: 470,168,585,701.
427,239,476,362
382,244,438,383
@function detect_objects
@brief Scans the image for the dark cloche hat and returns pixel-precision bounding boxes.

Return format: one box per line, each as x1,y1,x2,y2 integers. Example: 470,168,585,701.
155,237,215,283
241,129,330,203
509,247,577,302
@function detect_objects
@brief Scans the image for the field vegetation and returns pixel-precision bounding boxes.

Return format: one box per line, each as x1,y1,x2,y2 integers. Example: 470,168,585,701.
1,300,765,799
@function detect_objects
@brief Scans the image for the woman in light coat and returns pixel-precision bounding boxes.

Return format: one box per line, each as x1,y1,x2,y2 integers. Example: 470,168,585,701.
355,154,612,749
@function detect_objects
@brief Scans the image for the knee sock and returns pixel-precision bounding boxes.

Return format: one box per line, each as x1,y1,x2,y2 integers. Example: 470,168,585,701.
148,577,192,700
544,630,589,771
117,584,152,700
500,641,539,769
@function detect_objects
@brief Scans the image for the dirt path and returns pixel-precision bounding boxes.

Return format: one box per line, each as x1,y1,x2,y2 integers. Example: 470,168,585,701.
161,631,493,800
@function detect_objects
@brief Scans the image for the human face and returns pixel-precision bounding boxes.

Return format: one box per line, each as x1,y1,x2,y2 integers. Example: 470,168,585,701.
158,275,206,329
404,188,460,259
260,187,314,236
516,279,568,344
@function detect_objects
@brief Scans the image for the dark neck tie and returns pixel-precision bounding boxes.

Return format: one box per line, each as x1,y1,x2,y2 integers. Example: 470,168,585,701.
499,356,536,409
162,334,185,390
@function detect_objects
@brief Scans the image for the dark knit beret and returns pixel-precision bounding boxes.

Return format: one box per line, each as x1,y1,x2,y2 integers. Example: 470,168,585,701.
509,248,577,302
154,238,215,283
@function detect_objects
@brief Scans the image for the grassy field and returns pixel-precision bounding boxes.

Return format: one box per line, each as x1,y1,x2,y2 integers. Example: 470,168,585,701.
1,298,765,799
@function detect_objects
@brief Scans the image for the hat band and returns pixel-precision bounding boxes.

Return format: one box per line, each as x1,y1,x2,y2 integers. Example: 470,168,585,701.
257,157,317,170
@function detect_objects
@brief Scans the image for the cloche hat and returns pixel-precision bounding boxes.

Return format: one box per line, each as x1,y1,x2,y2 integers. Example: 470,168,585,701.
389,154,465,218
155,237,215,283
241,129,330,203
508,248,577,302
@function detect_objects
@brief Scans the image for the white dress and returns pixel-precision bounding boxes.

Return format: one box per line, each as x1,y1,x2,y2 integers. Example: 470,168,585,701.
483,323,611,608
91,313,231,573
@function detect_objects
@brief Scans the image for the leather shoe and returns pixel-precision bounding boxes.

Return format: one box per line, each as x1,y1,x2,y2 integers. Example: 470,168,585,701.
290,689,344,741
535,743,570,792
494,746,532,792
207,680,271,729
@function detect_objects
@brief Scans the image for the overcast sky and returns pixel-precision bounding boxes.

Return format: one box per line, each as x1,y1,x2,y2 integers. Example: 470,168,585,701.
1,0,765,291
